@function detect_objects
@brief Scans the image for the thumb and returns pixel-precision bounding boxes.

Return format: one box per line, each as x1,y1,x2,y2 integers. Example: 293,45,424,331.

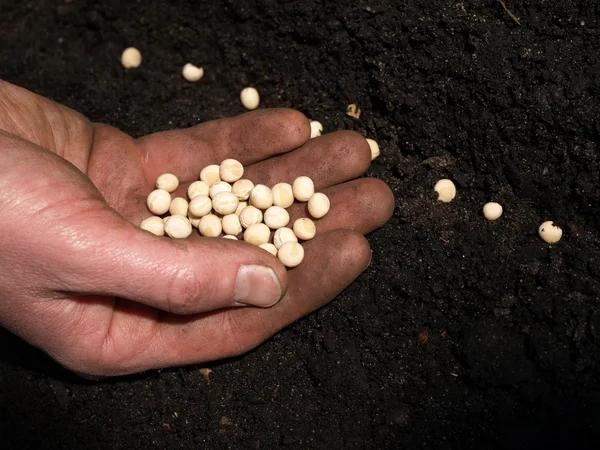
63,212,288,313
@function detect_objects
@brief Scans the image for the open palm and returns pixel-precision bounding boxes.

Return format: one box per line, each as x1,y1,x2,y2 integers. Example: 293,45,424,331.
0,80,393,377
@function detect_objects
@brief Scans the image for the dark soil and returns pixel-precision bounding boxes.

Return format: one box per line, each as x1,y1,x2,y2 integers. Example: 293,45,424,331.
1,0,600,448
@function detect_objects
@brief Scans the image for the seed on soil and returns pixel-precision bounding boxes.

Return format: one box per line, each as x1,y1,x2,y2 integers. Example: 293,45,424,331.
240,87,260,110
212,191,239,215
293,218,316,241
188,195,213,217
198,214,222,237
307,192,330,219
366,138,380,160
121,47,142,68
243,223,271,245
209,181,233,199
292,176,315,202
219,159,244,182
232,179,254,201
140,216,165,236
249,184,274,210
272,182,294,208
434,179,456,203
169,197,189,216
538,221,562,244
182,63,204,82
188,180,210,199
146,189,171,215
199,164,221,186
263,206,290,229
155,173,179,192
164,215,193,239
273,227,298,249
310,121,323,138
277,241,305,268
483,202,503,221
346,103,361,119
259,243,278,256
222,213,243,236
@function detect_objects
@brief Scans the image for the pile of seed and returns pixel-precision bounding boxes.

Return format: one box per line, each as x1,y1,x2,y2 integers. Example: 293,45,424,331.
140,159,330,268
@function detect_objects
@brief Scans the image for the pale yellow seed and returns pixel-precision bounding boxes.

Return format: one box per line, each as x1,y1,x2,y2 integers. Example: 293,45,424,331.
539,221,563,244
277,242,304,268
198,214,222,237
156,173,179,193
239,205,263,228
483,202,503,221
292,176,315,202
434,179,456,203
164,215,193,239
188,212,202,228
307,193,330,219
272,182,294,208
273,227,298,249
235,201,248,216
182,63,204,82
199,164,221,187
146,189,171,215
244,223,270,246
366,138,380,160
209,181,232,199
223,235,238,240
212,191,239,215
222,214,243,236
121,47,142,69
264,206,290,229
293,218,316,241
169,197,189,216
259,243,278,256
188,195,212,217
140,216,165,236
220,159,244,183
232,179,254,201
188,180,210,199
249,184,274,210
240,87,260,110
310,120,323,138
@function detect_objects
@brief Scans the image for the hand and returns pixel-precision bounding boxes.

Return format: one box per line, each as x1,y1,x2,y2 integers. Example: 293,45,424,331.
0,80,394,377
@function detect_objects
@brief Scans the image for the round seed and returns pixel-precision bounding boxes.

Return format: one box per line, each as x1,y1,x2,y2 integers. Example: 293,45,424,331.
239,205,263,228
307,193,330,219
293,218,316,241
182,63,204,82
121,47,142,69
188,195,212,217
198,214,222,237
147,189,171,215
273,227,298,249
278,242,305,268
220,159,244,183
209,181,232,199
140,216,165,236
232,179,254,201
539,221,563,244
434,179,456,203
366,138,380,160
240,87,260,110
483,202,503,221
264,206,290,229
272,182,294,208
244,223,270,246
164,215,193,239
188,212,202,228
310,120,323,138
222,214,243,236
169,197,189,216
188,180,210,199
212,191,239,215
199,164,221,187
292,176,315,202
259,243,278,256
249,184,274,210
156,173,179,193
235,201,248,216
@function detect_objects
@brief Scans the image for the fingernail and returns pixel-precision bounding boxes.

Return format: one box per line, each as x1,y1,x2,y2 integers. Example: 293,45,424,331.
233,265,282,307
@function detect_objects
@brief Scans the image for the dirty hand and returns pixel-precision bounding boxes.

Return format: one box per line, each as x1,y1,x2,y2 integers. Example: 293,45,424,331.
0,80,394,377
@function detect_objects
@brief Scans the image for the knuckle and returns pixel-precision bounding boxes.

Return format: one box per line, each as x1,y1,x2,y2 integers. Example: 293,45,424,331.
165,266,202,314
